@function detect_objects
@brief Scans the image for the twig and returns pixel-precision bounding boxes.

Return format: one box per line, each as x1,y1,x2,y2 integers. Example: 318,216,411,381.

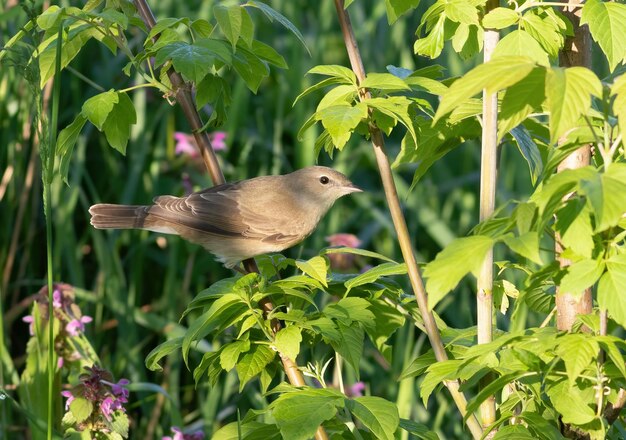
332,1,483,438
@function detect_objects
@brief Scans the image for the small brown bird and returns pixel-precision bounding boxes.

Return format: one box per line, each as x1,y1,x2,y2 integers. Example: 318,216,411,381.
89,166,361,268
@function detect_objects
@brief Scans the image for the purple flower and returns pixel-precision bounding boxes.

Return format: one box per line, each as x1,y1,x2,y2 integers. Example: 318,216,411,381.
52,289,62,309
22,315,34,336
65,316,93,336
61,390,74,410
110,379,130,402
348,381,366,397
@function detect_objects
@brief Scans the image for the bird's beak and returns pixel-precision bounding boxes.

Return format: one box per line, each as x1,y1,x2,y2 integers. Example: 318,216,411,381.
344,183,363,194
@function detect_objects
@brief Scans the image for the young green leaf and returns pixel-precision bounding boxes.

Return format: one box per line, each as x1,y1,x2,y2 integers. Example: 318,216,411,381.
273,325,302,361
414,14,445,59
545,379,597,425
423,235,495,309
493,30,549,66
317,104,367,150
220,340,251,371
555,334,599,386
81,89,118,130
581,0,626,72
155,42,214,83
521,12,563,57
245,1,310,55
214,5,242,50
236,344,275,389
559,258,605,297
398,419,439,440
346,396,400,440
69,397,93,423
482,7,519,29
101,92,137,155
498,68,546,139
384,0,421,25
598,254,626,328
344,262,407,293
145,337,183,371
444,0,479,25
296,255,328,287
330,323,364,377
510,125,544,185
360,72,410,92
56,114,87,184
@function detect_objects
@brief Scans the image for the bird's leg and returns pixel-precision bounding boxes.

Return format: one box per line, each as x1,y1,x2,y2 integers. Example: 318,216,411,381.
231,264,247,275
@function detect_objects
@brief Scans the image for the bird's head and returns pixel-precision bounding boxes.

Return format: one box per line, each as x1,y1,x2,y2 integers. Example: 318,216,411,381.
287,166,362,211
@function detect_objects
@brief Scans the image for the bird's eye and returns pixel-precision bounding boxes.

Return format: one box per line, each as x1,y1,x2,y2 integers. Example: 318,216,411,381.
319,176,330,184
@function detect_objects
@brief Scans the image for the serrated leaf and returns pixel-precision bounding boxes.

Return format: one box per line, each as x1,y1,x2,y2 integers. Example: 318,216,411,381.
316,104,367,150
598,254,626,328
110,411,129,437
384,0,421,25
37,5,63,30
545,67,602,144
546,379,597,425
556,334,599,386
346,397,399,440
399,350,436,380
155,42,213,83
579,167,626,232
360,72,410,92
251,39,286,68
612,74,626,137
503,232,542,265
220,340,251,371
444,0,478,25
296,256,328,287
102,92,136,155
214,5,242,50
398,419,439,440
366,96,418,144
482,7,519,29
499,68,546,139
81,89,118,130
420,360,463,405
493,30,549,66
273,325,302,361
146,17,187,41
434,56,536,122
493,425,536,439
236,344,275,389
325,297,375,328
57,114,87,184
232,45,270,93
70,397,93,423
344,262,407,293
521,12,563,57
307,64,357,85
271,389,344,440
331,323,364,378
465,372,520,422
581,0,626,72
423,235,495,309
414,14,445,59
560,258,605,297
145,337,183,371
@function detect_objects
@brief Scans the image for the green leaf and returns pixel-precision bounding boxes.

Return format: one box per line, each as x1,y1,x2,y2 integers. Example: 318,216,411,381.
510,125,544,185
414,14,445,59
434,57,536,122
546,378,597,425
57,114,87,184
612,74,626,137
110,411,129,437
451,23,483,60
493,30,549,66
556,334,599,386
81,89,118,130
360,72,410,92
322,246,396,263
482,7,519,29
325,297,375,328
581,0,626,72
146,17,187,40
70,397,93,423
384,0,421,25
220,340,251,371
245,1,309,55
273,325,302,361
38,25,98,87
503,232,542,265
251,39,287,68
399,350,436,380
191,18,213,38
420,360,462,405
296,256,328,287
331,323,364,377
493,425,536,440
579,166,626,231
271,388,344,440
317,104,366,150
214,5,242,50
398,419,439,440
366,299,405,363
560,258,605,297
145,337,183,371
232,46,270,93
37,5,63,30
235,344,275,389
598,254,626,328
545,67,602,144
155,42,214,83
521,12,563,57
195,74,231,127
366,96,418,144
307,64,357,85
499,68,546,139
444,0,478,25
212,421,281,440
102,92,137,155
346,397,399,440
345,262,407,293
465,372,520,422
423,235,495,309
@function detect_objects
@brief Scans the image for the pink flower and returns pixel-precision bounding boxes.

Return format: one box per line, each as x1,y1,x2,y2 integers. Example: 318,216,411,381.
174,132,198,157
348,381,366,397
61,390,74,410
22,315,34,336
209,131,226,151
100,396,115,421
57,357,64,369
163,427,204,440
110,379,130,402
52,289,62,308
65,316,93,336
326,233,361,248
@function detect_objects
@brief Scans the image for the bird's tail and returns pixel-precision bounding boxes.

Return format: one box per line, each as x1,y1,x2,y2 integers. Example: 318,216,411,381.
89,204,151,230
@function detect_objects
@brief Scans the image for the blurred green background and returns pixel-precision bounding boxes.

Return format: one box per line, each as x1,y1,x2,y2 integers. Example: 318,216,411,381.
1,0,537,438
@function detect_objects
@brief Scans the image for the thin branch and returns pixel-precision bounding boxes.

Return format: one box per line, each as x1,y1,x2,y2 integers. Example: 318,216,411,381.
332,1,483,438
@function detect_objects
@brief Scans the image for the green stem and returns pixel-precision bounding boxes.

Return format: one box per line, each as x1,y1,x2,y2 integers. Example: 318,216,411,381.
45,21,64,440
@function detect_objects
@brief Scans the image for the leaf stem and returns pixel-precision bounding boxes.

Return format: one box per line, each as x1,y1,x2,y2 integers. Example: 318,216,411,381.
332,1,482,438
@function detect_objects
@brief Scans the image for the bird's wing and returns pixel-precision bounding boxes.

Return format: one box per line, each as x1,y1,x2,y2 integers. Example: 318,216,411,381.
148,184,300,244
